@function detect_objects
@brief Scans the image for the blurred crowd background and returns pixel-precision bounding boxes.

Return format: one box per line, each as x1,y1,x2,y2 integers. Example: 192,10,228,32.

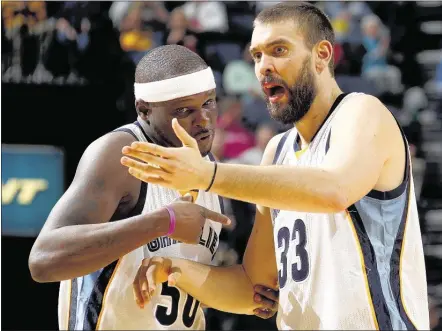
1,1,442,330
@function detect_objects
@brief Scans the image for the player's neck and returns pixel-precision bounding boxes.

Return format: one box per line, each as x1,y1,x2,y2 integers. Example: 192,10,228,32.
295,78,342,146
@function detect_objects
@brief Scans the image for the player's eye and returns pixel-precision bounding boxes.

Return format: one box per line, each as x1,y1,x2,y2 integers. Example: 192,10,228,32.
175,107,191,116
273,46,287,56
252,52,262,62
204,99,216,107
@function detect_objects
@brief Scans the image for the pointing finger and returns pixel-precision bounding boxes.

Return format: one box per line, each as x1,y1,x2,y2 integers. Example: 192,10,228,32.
201,207,231,226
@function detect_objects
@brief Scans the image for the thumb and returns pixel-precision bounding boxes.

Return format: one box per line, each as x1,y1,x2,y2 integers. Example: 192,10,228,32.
172,118,198,149
202,207,231,226
167,269,182,287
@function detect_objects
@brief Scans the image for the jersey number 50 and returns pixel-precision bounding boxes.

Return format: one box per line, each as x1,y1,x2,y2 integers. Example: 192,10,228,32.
277,218,309,288
155,283,200,328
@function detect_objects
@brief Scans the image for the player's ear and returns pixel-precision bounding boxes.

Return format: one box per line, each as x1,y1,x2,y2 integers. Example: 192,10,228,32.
136,100,152,121
314,40,333,75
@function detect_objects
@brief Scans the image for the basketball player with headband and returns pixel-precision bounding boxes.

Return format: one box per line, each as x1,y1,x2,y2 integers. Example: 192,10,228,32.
29,44,278,330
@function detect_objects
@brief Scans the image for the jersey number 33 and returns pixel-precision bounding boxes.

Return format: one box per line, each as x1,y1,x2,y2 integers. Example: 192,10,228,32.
277,218,310,288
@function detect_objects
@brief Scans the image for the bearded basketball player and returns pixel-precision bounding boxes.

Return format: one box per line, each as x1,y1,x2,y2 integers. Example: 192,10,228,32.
123,3,430,330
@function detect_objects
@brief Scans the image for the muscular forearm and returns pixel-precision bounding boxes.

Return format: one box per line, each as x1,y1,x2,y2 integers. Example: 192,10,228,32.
172,259,260,315
210,163,346,213
29,210,168,282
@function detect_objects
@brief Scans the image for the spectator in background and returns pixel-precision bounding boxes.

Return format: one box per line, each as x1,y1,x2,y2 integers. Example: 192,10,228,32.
223,42,273,131
181,1,228,33
210,127,226,161
361,14,403,95
44,1,105,84
228,122,276,166
223,42,261,97
118,3,156,65
54,15,90,83
217,97,255,160
110,1,168,33
2,1,47,81
163,7,198,53
321,1,373,46
111,1,169,65
319,1,372,75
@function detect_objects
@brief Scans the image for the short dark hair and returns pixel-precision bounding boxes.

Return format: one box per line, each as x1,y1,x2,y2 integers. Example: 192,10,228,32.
255,2,335,75
135,45,208,83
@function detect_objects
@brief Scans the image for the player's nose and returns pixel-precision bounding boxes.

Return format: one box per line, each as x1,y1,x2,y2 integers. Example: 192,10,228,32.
194,109,211,127
257,54,276,77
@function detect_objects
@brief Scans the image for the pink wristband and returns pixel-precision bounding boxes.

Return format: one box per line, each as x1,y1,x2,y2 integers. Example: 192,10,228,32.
165,206,176,236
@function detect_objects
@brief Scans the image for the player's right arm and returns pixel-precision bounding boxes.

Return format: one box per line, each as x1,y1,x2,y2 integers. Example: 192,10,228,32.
29,132,230,283
133,134,282,316
28,132,168,282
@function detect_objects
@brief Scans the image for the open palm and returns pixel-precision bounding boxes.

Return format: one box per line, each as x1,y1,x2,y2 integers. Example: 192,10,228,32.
121,118,214,192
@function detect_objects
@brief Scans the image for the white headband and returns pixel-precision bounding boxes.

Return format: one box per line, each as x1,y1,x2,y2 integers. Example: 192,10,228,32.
134,67,216,102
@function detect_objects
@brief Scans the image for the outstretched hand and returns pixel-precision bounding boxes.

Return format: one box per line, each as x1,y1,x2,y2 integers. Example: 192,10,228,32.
121,119,215,192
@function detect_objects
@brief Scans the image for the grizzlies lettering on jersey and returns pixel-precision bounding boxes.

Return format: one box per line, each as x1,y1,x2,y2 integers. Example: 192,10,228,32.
58,121,223,330
271,93,429,330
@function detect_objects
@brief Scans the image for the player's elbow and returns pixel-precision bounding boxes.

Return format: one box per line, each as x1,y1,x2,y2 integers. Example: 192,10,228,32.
323,188,350,213
29,252,49,283
28,244,58,283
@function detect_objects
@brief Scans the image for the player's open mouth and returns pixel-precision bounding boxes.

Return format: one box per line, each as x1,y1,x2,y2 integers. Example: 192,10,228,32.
262,83,287,103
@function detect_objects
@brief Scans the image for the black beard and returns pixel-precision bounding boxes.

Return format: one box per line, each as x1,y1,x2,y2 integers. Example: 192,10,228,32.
265,58,317,125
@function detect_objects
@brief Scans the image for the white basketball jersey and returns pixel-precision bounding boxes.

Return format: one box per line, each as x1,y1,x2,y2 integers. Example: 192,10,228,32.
58,122,223,330
271,93,429,330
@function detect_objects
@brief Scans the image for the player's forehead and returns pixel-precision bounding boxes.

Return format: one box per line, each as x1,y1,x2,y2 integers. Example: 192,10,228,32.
162,89,216,108
250,21,304,53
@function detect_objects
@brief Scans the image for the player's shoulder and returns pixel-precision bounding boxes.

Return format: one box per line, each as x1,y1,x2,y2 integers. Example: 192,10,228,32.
86,129,137,157
261,131,289,166
338,93,390,118
77,129,138,173
334,93,395,129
